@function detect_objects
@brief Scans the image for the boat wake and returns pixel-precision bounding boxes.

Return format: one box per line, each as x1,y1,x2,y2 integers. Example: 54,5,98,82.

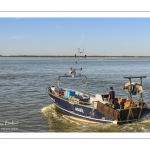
41,104,116,132
41,104,57,118
41,104,150,132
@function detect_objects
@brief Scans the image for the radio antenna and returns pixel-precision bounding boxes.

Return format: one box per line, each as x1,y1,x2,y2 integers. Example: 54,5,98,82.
69,30,86,77
75,29,85,69
79,29,85,48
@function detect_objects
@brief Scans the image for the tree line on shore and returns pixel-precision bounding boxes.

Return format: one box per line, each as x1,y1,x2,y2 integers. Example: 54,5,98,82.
1,55,150,58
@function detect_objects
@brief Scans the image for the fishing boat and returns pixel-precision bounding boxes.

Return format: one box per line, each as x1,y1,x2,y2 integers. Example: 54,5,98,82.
46,49,150,124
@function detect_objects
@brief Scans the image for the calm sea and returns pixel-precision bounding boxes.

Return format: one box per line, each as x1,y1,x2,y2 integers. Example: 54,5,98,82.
1,57,150,132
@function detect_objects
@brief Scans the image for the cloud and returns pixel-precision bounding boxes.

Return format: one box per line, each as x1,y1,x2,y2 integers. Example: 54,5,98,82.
9,36,25,40
15,18,22,20
0,36,25,41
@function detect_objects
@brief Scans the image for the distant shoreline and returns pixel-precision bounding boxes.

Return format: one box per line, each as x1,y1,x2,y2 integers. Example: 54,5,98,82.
1,55,150,58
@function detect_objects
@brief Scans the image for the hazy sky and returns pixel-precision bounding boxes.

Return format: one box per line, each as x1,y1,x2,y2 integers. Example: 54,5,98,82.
1,18,150,56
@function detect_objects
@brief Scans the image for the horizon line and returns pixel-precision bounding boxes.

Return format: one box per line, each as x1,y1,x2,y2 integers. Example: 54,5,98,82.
1,55,150,58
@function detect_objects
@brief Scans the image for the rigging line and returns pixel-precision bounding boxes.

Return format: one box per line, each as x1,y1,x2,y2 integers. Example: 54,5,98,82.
79,29,85,48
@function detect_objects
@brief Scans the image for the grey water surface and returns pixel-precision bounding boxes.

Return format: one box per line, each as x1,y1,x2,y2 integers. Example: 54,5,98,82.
1,57,150,132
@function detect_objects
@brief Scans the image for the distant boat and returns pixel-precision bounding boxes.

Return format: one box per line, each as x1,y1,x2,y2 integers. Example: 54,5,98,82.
46,49,150,124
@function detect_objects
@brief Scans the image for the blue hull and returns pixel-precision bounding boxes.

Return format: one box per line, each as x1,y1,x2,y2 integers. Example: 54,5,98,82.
47,88,150,124
49,93,114,123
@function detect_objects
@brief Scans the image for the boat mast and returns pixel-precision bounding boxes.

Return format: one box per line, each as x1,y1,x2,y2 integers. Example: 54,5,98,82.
128,77,132,107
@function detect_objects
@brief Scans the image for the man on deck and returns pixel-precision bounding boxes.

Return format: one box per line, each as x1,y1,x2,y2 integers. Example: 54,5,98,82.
108,87,115,104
